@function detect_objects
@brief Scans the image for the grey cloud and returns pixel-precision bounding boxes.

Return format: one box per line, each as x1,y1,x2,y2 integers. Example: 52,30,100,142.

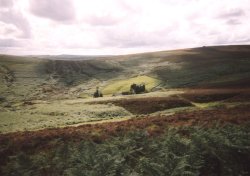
85,15,120,26
216,8,245,27
120,40,150,48
99,31,151,48
0,0,31,38
2,25,17,35
234,38,250,43
213,35,250,45
213,36,230,45
226,19,241,25
84,1,134,27
117,1,141,14
0,10,31,38
105,37,152,48
217,8,245,19
0,38,21,47
0,0,13,8
98,27,174,49
97,20,180,49
29,0,75,22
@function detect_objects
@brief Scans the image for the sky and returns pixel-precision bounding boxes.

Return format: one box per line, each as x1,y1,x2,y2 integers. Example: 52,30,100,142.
0,0,250,55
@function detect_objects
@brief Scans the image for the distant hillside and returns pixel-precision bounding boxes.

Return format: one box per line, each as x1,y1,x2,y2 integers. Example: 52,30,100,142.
1,45,250,101
151,45,250,88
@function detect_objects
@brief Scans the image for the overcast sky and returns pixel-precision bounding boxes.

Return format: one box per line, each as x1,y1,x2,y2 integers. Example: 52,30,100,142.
0,0,250,55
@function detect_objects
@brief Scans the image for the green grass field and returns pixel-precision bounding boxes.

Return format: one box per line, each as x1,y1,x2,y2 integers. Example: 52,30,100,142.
102,75,161,95
0,98,132,133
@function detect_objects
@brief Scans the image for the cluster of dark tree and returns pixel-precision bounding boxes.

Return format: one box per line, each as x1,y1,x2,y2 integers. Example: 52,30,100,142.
94,83,146,98
130,83,146,94
121,83,146,95
93,87,103,98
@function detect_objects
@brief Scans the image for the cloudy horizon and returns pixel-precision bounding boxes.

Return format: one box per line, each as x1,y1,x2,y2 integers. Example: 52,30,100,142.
0,0,250,55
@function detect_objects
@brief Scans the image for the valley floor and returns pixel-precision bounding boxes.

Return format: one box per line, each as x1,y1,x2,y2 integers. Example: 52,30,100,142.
1,88,250,133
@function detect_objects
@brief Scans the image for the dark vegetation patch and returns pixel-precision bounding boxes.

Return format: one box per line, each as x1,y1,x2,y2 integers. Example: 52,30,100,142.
181,88,250,103
0,65,15,87
197,77,250,88
0,125,250,176
181,89,239,103
182,92,238,103
90,96,193,114
0,96,6,102
226,93,250,102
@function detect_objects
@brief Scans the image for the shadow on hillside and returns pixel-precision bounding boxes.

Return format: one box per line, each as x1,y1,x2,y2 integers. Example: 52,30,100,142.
44,60,124,85
153,46,250,88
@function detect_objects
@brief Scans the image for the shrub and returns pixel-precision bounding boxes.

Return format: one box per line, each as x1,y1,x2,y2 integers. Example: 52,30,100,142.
2,125,250,176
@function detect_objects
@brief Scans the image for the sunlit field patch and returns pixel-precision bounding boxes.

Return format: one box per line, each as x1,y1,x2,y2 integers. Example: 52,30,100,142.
102,75,161,95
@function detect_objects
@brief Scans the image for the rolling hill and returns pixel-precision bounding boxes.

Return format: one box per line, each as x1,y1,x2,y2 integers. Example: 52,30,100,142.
1,45,250,175
1,45,250,133
1,45,250,102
